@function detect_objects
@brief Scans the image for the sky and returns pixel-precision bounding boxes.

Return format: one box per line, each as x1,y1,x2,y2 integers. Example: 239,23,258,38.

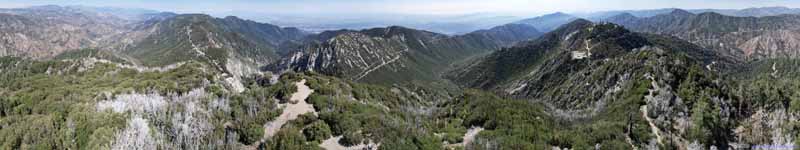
3,0,800,16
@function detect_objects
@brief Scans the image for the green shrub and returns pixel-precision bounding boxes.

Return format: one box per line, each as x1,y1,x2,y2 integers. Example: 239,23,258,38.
238,123,264,145
304,121,332,142
339,131,364,146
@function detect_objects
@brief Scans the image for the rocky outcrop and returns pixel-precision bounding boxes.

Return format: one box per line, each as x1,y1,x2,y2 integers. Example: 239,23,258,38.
268,25,542,84
0,12,129,58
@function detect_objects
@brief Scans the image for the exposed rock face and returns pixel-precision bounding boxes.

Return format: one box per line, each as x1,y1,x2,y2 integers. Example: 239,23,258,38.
276,32,409,80
734,109,798,147
0,5,180,61
0,6,307,71
0,7,313,95
0,8,133,58
605,9,800,60
268,25,542,84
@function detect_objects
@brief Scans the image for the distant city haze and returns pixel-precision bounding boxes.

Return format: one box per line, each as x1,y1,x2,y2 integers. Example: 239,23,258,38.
2,0,800,34
3,0,799,16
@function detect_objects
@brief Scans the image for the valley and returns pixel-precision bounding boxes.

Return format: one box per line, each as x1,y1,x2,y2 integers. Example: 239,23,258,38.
0,4,799,150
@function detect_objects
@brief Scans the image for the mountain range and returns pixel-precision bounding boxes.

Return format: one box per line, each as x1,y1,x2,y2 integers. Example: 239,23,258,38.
217,12,524,35
603,9,800,60
266,24,541,84
0,4,799,150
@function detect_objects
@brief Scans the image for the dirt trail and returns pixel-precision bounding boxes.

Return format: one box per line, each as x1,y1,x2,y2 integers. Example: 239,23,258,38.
263,79,316,138
641,105,664,145
642,78,664,146
320,136,380,150
445,126,484,148
462,127,484,146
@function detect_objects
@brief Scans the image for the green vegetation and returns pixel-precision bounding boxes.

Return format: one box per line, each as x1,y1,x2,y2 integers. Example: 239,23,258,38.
0,57,213,149
1,21,799,150
0,56,305,149
301,74,447,149
303,121,333,143
124,14,302,67
225,73,300,145
436,74,655,149
53,49,130,64
263,125,321,150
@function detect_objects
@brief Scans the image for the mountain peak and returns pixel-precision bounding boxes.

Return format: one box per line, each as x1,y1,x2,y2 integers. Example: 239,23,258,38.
605,12,638,22
360,25,444,39
548,12,571,17
696,11,725,17
744,6,791,10
554,19,594,31
27,5,65,10
515,12,579,32
669,9,694,16
223,16,241,20
173,14,215,20
615,12,637,18
385,25,414,31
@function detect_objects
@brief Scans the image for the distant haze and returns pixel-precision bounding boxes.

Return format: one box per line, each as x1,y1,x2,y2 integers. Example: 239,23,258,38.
3,0,800,34
2,0,800,16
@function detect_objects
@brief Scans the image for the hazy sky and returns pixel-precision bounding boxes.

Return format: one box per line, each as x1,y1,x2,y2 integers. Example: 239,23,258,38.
3,0,800,15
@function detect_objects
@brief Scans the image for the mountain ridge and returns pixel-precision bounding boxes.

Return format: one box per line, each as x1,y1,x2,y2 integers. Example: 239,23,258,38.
604,8,800,60
266,23,543,84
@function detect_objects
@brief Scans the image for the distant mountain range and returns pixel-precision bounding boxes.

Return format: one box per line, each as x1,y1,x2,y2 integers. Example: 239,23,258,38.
513,7,800,61
514,12,579,32
513,6,800,35
0,5,143,58
4,5,800,84
2,4,800,150
232,6,800,36
604,9,800,60
215,12,524,35
0,5,543,86
579,6,800,19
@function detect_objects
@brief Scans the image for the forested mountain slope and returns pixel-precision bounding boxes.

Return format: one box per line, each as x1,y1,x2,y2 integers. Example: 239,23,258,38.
267,24,542,84
121,14,307,67
1,5,800,150
448,19,800,149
